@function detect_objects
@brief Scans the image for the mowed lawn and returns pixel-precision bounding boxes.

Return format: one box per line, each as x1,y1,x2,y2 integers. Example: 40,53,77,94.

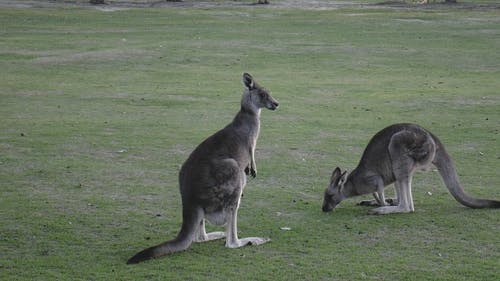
0,1,499,280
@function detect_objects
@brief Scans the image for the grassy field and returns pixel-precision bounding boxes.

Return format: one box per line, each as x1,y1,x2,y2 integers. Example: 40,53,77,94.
1,1,499,280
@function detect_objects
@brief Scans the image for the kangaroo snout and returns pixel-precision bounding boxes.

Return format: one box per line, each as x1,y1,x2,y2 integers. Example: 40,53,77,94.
322,202,334,213
264,94,280,110
268,99,279,110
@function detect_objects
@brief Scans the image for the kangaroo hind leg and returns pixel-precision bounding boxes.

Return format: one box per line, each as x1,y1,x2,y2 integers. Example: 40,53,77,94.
368,179,414,215
210,158,269,248
225,203,270,248
224,170,269,248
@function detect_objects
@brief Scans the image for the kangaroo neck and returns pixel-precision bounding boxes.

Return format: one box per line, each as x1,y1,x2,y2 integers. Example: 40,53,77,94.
232,106,260,137
240,92,261,117
342,180,355,198
230,94,261,143
237,93,261,126
342,173,362,198
240,105,261,118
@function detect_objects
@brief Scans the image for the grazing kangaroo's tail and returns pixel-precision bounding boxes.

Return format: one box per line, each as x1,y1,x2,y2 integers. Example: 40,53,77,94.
433,141,500,209
127,210,198,264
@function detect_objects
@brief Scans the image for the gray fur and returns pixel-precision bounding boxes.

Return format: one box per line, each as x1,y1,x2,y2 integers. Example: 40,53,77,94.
127,73,278,264
322,123,500,215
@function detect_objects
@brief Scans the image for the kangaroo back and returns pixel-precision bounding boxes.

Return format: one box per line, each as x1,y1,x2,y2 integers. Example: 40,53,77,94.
432,136,500,208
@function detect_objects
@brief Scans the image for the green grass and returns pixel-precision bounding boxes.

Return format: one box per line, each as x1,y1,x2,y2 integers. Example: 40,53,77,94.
1,1,499,280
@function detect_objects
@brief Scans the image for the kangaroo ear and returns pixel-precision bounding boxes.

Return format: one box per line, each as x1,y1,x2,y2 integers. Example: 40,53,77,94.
337,171,348,194
338,170,347,185
242,73,255,90
330,167,341,183
335,170,347,186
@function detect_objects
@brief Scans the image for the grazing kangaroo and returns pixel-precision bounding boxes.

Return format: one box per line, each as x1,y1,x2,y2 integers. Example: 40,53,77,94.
127,73,278,264
322,123,500,215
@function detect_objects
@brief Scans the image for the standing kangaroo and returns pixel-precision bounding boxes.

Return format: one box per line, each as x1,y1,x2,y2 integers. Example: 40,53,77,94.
127,73,278,264
322,123,500,215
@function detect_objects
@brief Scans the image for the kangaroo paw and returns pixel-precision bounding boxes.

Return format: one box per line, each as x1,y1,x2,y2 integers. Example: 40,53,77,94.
250,168,257,178
358,199,380,206
385,198,398,206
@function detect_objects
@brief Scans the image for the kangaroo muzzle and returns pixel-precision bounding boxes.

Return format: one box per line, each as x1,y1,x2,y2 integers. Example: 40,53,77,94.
268,100,279,110
322,201,335,212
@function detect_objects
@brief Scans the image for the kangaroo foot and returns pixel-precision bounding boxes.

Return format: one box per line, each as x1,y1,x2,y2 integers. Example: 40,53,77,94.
205,231,226,241
195,231,226,243
226,237,270,248
368,206,412,215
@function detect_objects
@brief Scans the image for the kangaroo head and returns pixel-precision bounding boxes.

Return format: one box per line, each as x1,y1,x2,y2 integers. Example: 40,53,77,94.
322,167,347,212
242,73,279,111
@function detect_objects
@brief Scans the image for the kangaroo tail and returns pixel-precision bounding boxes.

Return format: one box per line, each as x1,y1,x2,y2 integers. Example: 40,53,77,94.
127,208,201,264
433,138,500,209
126,235,191,264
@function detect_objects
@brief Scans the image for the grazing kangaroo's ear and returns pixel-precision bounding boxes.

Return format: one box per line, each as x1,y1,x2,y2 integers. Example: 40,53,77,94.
242,73,255,90
330,167,341,183
338,171,347,185
335,170,347,186
337,171,347,194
